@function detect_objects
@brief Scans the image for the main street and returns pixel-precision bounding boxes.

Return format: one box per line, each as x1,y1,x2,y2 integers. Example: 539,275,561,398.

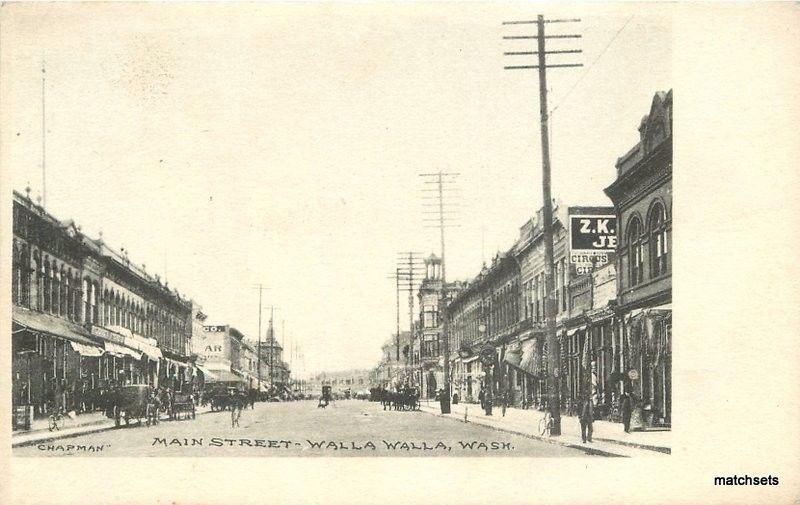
15,400,590,457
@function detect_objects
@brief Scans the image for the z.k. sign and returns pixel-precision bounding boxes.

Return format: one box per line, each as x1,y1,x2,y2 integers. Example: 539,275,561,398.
569,215,617,274
570,215,617,252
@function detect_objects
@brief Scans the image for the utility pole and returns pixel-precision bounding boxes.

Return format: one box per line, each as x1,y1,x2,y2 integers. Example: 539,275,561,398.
252,284,270,390
386,269,403,362
397,252,424,373
503,15,582,436
420,171,460,414
41,61,47,208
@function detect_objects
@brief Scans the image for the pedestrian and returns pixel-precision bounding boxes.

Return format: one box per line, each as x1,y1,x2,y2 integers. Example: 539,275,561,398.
579,396,594,443
484,387,493,416
478,387,485,411
621,392,633,433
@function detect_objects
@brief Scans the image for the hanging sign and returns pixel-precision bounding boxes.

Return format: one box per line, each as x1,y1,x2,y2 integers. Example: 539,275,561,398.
570,214,617,274
479,345,496,366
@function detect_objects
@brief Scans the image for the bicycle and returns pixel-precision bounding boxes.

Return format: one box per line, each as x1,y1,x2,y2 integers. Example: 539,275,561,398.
538,411,554,436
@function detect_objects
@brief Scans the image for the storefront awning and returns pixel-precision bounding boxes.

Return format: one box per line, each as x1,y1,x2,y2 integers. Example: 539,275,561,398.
12,306,100,347
461,355,480,364
519,338,542,376
104,341,143,360
134,341,162,360
204,368,242,383
107,325,162,359
503,342,522,368
162,356,189,369
567,325,587,337
69,341,104,357
195,364,216,378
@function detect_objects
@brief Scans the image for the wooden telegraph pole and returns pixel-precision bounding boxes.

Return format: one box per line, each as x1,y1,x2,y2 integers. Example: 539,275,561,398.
503,15,582,436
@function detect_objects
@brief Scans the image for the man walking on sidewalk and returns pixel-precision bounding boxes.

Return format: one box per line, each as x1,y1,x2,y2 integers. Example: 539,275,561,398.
621,392,632,433
579,396,594,443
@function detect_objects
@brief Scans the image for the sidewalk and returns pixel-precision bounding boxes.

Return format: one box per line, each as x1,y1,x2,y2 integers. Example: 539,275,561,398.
11,405,214,448
418,400,670,457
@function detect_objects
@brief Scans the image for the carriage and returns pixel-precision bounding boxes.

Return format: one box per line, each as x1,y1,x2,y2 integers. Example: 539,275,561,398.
318,385,332,408
381,386,420,411
171,390,196,420
108,384,153,427
208,386,240,412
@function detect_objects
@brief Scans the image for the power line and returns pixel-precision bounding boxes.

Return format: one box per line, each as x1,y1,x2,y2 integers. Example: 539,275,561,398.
550,15,634,116
503,14,583,437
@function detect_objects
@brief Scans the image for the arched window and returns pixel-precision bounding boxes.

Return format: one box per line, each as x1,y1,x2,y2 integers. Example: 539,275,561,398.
114,292,121,326
649,203,669,277
52,261,61,316
91,282,99,324
12,243,20,305
71,272,80,321
627,217,644,286
91,284,99,324
60,266,67,317
43,258,52,312
20,246,31,307
64,269,72,319
101,289,107,324
33,251,42,311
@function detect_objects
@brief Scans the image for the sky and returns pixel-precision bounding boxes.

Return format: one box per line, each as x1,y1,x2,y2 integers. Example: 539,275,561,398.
1,2,672,376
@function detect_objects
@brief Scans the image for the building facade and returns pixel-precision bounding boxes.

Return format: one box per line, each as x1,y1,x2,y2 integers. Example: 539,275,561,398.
11,190,193,426
195,324,248,388
604,90,673,428
445,202,621,418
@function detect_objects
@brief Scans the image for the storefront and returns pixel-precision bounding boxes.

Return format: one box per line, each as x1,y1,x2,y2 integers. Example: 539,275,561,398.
12,306,105,424
90,325,161,386
624,305,672,427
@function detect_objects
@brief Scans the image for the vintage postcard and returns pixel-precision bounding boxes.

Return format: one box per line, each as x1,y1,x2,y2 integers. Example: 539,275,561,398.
1,2,798,504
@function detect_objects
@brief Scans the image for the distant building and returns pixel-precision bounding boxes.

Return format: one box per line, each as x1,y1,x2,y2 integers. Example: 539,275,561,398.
309,369,372,396
195,324,248,387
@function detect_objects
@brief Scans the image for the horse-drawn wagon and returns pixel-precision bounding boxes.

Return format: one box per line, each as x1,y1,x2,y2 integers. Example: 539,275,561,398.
107,384,153,427
171,390,196,420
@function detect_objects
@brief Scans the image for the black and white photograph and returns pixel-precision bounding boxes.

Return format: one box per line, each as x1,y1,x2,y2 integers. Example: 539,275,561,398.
1,2,798,505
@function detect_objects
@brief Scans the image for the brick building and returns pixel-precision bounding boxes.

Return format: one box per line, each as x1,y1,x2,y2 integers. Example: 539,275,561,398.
11,190,192,425
604,90,673,428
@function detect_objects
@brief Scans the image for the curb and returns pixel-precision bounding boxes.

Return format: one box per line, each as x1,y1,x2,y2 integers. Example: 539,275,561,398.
593,436,671,454
12,409,215,449
418,407,629,458
419,404,671,456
